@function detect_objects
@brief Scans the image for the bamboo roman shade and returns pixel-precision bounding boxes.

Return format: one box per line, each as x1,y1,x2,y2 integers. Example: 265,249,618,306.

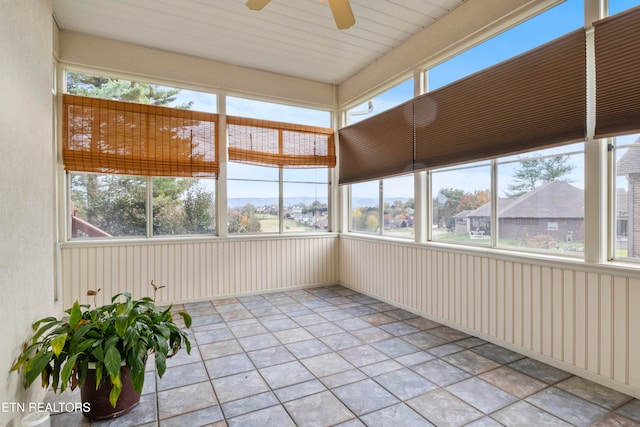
414,29,586,170
594,5,640,138
227,115,335,168
339,101,414,184
63,94,219,177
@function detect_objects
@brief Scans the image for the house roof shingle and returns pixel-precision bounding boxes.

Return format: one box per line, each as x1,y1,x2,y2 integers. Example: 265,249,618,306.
469,181,584,219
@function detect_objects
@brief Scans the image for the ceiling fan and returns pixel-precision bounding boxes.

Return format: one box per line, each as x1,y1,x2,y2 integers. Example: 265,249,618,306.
246,0,356,30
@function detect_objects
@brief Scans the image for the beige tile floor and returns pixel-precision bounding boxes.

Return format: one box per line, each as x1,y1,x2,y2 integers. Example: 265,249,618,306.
47,285,640,426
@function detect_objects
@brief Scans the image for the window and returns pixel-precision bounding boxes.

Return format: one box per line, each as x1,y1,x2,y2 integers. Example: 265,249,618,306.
227,96,328,127
346,78,413,125
351,181,380,234
226,96,333,234
496,143,584,254
425,144,583,255
153,178,215,236
428,0,583,90
283,169,329,233
350,174,414,238
70,174,216,238
66,72,217,113
431,162,491,245
612,133,640,260
227,165,330,235
70,173,146,238
382,175,414,239
65,72,218,239
227,163,279,234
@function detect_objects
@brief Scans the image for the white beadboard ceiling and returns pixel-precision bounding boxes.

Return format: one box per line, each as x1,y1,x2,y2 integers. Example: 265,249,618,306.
52,0,465,84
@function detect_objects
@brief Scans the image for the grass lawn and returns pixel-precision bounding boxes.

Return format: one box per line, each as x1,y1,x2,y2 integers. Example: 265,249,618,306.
256,214,313,232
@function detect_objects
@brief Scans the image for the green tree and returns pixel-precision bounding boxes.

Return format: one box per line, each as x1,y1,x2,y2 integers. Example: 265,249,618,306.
67,72,193,108
365,213,379,231
302,200,328,215
71,174,147,236
184,185,215,233
505,156,575,198
228,204,261,233
433,188,464,228
404,198,415,209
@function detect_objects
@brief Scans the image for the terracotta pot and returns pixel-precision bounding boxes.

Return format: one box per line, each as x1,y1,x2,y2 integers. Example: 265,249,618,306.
80,365,141,419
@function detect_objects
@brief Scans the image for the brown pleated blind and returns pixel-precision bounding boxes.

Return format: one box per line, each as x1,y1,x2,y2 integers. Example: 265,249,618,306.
63,94,219,177
339,101,414,184
227,116,335,168
414,29,586,170
594,5,640,138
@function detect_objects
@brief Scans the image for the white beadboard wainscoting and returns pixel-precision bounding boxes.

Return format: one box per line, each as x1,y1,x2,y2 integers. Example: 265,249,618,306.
339,234,640,399
60,234,339,307
60,232,640,398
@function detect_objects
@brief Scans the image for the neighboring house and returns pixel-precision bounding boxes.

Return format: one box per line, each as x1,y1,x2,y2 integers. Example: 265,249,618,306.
451,210,474,233
616,142,640,257
467,181,585,242
616,188,628,239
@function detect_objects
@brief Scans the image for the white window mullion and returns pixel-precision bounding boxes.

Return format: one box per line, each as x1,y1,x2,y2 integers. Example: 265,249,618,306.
217,92,228,238
583,0,607,263
147,176,153,238
490,159,498,248
279,168,284,234
378,180,384,236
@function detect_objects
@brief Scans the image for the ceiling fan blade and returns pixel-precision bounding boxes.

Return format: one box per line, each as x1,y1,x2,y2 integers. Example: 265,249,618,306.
246,0,271,11
327,0,355,29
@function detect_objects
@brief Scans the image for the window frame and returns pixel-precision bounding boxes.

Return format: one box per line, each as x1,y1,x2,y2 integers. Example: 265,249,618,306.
60,69,336,242
227,164,331,235
609,134,640,263
67,172,218,240
348,173,415,239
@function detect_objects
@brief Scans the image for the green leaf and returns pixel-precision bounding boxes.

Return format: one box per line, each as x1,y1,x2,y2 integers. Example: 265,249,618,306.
75,338,97,354
68,322,92,350
130,367,146,394
31,319,62,343
59,353,79,388
154,324,170,339
24,350,53,388
108,379,122,408
31,316,58,331
185,336,192,354
51,358,62,392
104,345,121,380
123,326,140,352
115,314,129,338
50,333,68,358
179,311,192,328
91,345,104,362
155,351,167,378
69,301,82,329
76,359,88,389
94,363,103,389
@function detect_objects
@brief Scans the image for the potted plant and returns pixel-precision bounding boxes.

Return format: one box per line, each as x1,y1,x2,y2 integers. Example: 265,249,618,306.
11,283,191,419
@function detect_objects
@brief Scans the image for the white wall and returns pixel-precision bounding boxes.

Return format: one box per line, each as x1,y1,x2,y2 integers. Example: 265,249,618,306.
339,235,640,400
0,1,56,425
